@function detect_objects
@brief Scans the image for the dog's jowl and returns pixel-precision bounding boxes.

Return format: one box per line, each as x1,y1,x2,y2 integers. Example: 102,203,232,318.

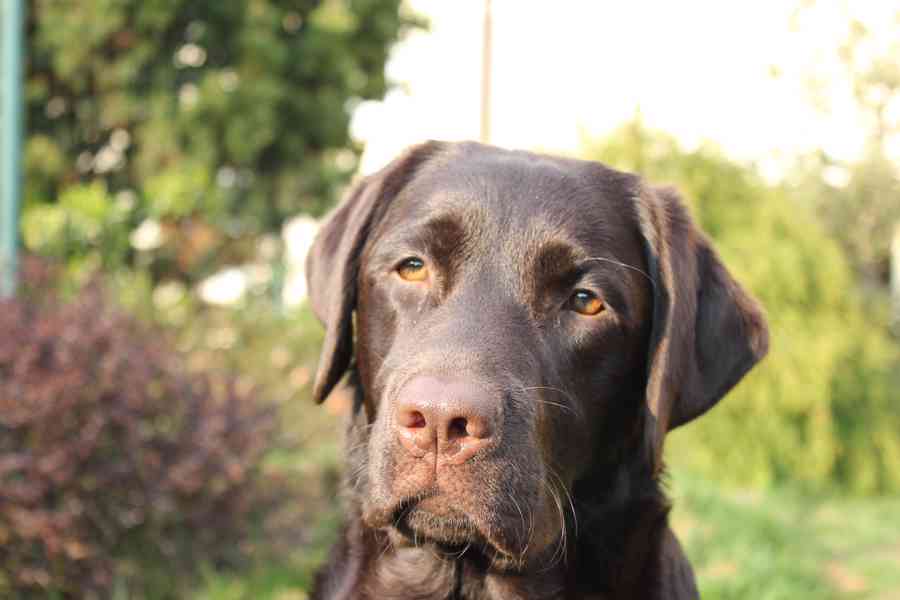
306,141,768,600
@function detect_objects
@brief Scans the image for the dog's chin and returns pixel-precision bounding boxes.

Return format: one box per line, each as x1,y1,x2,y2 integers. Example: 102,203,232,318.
396,502,484,548
366,496,541,570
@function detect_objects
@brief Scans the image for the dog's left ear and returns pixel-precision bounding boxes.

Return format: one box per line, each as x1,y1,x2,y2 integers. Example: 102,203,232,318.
636,185,769,467
306,141,445,405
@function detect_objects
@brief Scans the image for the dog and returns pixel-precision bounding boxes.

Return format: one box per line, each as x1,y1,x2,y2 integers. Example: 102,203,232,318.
305,141,768,599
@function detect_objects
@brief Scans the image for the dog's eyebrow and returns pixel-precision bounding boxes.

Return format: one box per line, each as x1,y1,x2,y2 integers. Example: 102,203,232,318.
420,213,468,250
366,209,474,268
533,241,580,273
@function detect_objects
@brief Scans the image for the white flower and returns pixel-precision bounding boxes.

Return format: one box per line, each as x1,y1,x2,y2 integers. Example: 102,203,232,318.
130,219,165,251
175,43,207,68
198,268,248,306
282,215,320,306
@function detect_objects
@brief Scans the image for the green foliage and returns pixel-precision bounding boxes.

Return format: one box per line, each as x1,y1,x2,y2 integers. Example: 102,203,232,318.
21,181,133,278
23,0,421,282
793,150,900,289
583,121,900,493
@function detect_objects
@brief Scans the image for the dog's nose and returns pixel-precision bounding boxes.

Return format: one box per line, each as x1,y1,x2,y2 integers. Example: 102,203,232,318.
394,376,497,464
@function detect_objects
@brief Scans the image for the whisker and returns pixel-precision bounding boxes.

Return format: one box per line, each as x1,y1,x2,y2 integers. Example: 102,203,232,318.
451,540,472,560
584,256,656,290
377,532,395,562
547,466,578,541
518,385,584,419
518,489,537,566
347,461,368,483
542,478,567,570
508,489,529,560
536,398,579,418
344,441,370,455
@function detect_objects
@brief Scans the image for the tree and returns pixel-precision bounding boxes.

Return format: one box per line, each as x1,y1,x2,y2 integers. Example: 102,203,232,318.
22,0,421,280
789,3,900,290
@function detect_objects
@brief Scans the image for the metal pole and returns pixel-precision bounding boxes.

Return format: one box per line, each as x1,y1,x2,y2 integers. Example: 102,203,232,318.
479,0,492,144
1,0,25,298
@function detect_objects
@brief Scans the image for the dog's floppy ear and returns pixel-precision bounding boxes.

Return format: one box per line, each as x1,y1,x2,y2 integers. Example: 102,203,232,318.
636,185,768,466
306,141,445,404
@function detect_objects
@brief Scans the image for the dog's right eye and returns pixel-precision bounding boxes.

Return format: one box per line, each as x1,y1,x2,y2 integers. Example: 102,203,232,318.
396,257,429,282
569,289,605,316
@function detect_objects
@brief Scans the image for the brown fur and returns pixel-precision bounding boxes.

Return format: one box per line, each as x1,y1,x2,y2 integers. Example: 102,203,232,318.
306,142,768,599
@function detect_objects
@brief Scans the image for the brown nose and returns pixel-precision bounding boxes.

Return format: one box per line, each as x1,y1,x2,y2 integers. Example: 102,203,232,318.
394,376,497,465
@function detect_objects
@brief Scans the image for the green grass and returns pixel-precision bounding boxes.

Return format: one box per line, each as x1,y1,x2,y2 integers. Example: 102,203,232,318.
669,472,900,599
190,469,900,599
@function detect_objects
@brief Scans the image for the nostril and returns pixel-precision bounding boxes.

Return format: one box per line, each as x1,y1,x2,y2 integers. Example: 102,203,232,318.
464,418,489,439
399,410,427,429
447,417,468,440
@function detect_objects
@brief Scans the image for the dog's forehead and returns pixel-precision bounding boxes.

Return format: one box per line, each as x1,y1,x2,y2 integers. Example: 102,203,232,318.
387,147,642,253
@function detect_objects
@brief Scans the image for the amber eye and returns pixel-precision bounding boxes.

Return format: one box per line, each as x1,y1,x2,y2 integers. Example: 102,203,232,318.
396,257,429,282
570,290,604,316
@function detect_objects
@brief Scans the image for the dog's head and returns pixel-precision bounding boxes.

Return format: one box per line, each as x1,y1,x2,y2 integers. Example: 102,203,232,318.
306,141,767,568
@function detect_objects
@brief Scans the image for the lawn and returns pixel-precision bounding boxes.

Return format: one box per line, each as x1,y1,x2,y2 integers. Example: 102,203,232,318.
192,467,900,599
670,473,900,599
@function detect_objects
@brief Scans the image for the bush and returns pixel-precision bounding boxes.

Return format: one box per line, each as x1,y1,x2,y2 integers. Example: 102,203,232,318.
583,122,900,494
0,260,287,598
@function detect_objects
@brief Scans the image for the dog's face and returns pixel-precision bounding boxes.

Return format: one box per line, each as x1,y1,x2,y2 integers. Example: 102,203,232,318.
307,142,768,570
354,152,654,563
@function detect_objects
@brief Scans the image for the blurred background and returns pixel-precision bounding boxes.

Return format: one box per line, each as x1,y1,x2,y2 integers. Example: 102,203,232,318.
1,0,899,598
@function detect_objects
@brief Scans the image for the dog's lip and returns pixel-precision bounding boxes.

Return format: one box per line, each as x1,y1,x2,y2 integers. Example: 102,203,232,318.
396,500,481,546
364,490,525,569
367,493,519,558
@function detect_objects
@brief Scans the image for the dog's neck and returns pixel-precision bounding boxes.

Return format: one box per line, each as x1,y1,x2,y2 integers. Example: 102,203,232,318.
312,385,677,600
363,535,570,600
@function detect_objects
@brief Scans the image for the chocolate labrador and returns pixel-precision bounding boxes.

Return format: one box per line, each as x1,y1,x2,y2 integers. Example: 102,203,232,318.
306,141,768,599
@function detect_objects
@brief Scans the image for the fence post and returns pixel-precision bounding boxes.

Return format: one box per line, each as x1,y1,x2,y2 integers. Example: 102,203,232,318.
1,0,25,298
479,0,492,144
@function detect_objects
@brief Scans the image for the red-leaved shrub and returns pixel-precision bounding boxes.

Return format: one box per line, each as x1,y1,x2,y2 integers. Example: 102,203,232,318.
0,260,285,598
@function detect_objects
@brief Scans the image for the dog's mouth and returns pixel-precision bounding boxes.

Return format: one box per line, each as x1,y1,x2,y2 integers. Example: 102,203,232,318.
394,498,483,548
375,493,526,565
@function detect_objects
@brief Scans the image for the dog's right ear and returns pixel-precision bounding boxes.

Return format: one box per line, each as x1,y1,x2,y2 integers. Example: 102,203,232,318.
635,184,769,471
306,141,445,404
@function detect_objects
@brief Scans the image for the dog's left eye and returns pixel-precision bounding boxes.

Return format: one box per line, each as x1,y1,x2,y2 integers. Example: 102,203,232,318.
569,290,604,316
396,257,429,282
